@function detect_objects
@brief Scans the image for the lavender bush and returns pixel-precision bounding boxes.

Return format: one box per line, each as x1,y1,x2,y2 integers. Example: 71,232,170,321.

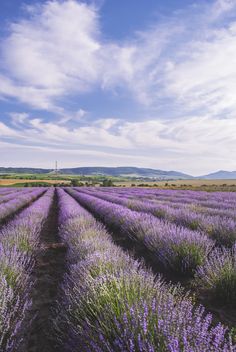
195,246,236,304
0,189,33,205
67,189,214,276
0,188,46,225
0,188,54,351
56,189,235,352
76,188,236,247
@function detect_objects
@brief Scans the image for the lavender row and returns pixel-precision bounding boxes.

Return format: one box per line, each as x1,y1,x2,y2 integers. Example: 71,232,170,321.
70,189,236,307
0,188,46,225
148,195,236,211
0,188,54,351
78,188,236,247
150,199,236,219
0,189,36,205
112,187,236,204
0,189,19,196
102,188,236,213
88,187,236,214
68,189,214,276
112,189,236,214
0,188,35,197
80,187,236,215
57,189,235,351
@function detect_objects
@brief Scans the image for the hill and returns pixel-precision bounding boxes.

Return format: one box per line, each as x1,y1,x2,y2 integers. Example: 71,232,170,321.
0,167,50,174
60,167,193,179
0,166,193,179
199,170,236,179
2,166,236,180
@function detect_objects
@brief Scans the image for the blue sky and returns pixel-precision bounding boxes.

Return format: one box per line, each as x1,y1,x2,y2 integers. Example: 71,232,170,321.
0,0,236,175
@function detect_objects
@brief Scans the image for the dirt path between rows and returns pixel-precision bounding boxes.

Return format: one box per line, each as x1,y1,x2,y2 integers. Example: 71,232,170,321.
18,188,67,352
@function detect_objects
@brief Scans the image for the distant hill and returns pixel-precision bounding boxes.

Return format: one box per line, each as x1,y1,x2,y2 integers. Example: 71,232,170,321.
0,166,193,179
199,170,236,179
0,167,50,174
60,167,193,179
1,166,236,180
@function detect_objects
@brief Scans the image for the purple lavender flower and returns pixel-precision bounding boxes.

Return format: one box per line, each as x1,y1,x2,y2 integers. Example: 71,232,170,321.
0,188,54,351
195,246,236,304
67,189,213,275
56,189,235,351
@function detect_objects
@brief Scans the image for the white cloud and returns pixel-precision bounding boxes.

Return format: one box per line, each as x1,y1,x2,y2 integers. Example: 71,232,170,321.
103,0,236,114
0,122,18,137
210,0,236,20
59,109,87,124
1,0,236,174
111,0,236,114
0,74,63,111
1,0,101,110
1,114,236,174
1,0,236,116
10,112,29,126
165,21,236,115
0,140,164,170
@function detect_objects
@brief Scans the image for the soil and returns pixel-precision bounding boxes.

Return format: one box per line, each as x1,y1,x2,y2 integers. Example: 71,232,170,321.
18,188,67,352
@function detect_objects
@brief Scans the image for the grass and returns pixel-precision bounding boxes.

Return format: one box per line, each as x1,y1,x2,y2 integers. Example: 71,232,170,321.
1,172,236,191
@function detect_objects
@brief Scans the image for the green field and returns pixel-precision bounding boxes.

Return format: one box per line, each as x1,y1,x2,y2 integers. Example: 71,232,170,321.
1,173,236,191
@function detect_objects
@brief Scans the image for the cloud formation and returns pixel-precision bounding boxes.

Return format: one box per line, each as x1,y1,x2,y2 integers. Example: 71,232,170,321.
1,0,236,113
0,113,236,174
1,1,102,110
0,0,236,173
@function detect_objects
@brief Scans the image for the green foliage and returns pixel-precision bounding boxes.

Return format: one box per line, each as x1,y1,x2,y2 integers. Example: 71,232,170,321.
101,179,114,187
195,248,236,305
172,243,206,275
212,265,236,302
0,264,19,289
71,179,82,187
230,327,236,344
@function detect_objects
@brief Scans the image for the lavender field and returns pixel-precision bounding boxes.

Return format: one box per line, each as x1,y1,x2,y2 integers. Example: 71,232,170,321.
0,186,236,352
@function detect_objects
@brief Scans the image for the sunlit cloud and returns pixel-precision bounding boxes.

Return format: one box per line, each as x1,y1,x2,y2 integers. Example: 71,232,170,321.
0,0,236,173
1,113,236,174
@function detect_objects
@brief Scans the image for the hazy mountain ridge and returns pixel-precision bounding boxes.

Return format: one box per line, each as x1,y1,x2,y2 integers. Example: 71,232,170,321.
0,166,192,179
59,167,193,179
199,170,236,179
0,167,235,179
0,167,50,174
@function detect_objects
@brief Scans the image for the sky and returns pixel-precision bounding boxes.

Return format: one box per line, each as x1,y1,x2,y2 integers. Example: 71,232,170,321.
0,0,236,175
